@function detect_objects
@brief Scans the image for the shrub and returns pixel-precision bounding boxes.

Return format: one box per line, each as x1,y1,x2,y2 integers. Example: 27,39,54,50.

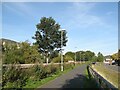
2,63,75,88
52,56,61,63
44,66,52,75
2,42,43,64
2,65,28,88
64,55,73,62
32,65,47,80
64,63,74,70
49,64,59,74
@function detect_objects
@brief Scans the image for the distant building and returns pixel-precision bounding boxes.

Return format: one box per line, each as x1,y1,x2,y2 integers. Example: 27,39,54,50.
17,44,20,49
103,55,112,64
68,60,74,63
2,39,20,50
3,42,5,45
2,41,6,51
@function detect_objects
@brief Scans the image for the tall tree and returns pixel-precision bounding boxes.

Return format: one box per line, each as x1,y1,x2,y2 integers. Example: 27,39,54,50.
97,52,104,62
65,52,75,61
65,52,75,59
111,53,118,60
32,17,67,64
84,51,95,61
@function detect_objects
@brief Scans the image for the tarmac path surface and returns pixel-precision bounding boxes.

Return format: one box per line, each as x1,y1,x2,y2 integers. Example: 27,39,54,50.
37,64,87,89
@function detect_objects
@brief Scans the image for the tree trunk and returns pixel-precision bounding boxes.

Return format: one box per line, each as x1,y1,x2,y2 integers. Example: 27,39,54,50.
46,52,49,64
46,57,48,64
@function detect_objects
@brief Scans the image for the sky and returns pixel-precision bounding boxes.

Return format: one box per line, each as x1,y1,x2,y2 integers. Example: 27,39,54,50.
2,2,118,56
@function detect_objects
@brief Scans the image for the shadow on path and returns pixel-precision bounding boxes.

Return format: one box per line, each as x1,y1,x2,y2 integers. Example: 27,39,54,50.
61,74,99,89
37,64,100,90
62,74,86,88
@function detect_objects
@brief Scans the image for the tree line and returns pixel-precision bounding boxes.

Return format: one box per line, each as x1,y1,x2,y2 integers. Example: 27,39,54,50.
65,51,104,62
2,17,104,64
2,41,104,64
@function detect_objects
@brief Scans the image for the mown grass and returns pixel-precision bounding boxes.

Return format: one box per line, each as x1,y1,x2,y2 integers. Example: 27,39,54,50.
24,63,83,89
83,68,99,88
92,64,119,88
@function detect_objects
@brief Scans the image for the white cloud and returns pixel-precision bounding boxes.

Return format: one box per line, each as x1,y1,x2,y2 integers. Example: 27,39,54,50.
63,2,114,30
3,3,25,16
106,11,114,15
64,3,94,28
3,2,35,20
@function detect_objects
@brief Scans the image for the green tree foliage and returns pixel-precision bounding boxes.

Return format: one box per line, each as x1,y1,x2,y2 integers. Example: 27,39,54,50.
2,66,28,88
97,52,104,62
49,50,59,62
3,44,23,64
76,51,80,61
52,55,70,63
74,51,95,61
20,42,43,63
32,17,68,63
2,64,60,88
79,51,86,61
32,65,47,81
64,51,98,62
2,41,43,64
65,52,75,60
111,53,118,60
91,56,98,62
52,56,61,63
111,50,120,66
64,55,73,62
84,51,95,61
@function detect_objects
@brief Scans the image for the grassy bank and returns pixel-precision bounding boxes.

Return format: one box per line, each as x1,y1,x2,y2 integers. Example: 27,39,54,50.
23,63,83,89
92,64,119,88
2,63,85,89
24,66,72,89
83,68,99,88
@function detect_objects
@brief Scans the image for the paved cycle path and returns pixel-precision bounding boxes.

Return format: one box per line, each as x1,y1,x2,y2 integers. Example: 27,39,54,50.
37,64,87,89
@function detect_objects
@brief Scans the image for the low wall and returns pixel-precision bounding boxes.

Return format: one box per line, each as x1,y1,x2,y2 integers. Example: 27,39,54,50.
87,65,118,90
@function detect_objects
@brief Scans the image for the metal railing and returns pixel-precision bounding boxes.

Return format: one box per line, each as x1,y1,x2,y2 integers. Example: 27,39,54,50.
87,65,118,90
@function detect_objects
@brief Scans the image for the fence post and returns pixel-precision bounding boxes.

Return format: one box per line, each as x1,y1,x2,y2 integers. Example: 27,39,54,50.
87,65,91,79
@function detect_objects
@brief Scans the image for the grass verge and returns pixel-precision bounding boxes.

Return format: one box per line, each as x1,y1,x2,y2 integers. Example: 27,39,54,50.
92,64,119,88
83,68,99,88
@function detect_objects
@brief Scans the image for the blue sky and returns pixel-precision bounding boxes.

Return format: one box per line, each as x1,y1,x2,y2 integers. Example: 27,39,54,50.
2,2,118,55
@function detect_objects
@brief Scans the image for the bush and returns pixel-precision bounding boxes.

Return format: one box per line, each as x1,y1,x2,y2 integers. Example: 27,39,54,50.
64,63,74,70
32,65,47,80
30,64,60,81
2,63,75,88
52,55,73,63
44,66,52,75
52,56,61,63
64,55,73,62
2,42,43,64
2,65,28,88
49,64,60,74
